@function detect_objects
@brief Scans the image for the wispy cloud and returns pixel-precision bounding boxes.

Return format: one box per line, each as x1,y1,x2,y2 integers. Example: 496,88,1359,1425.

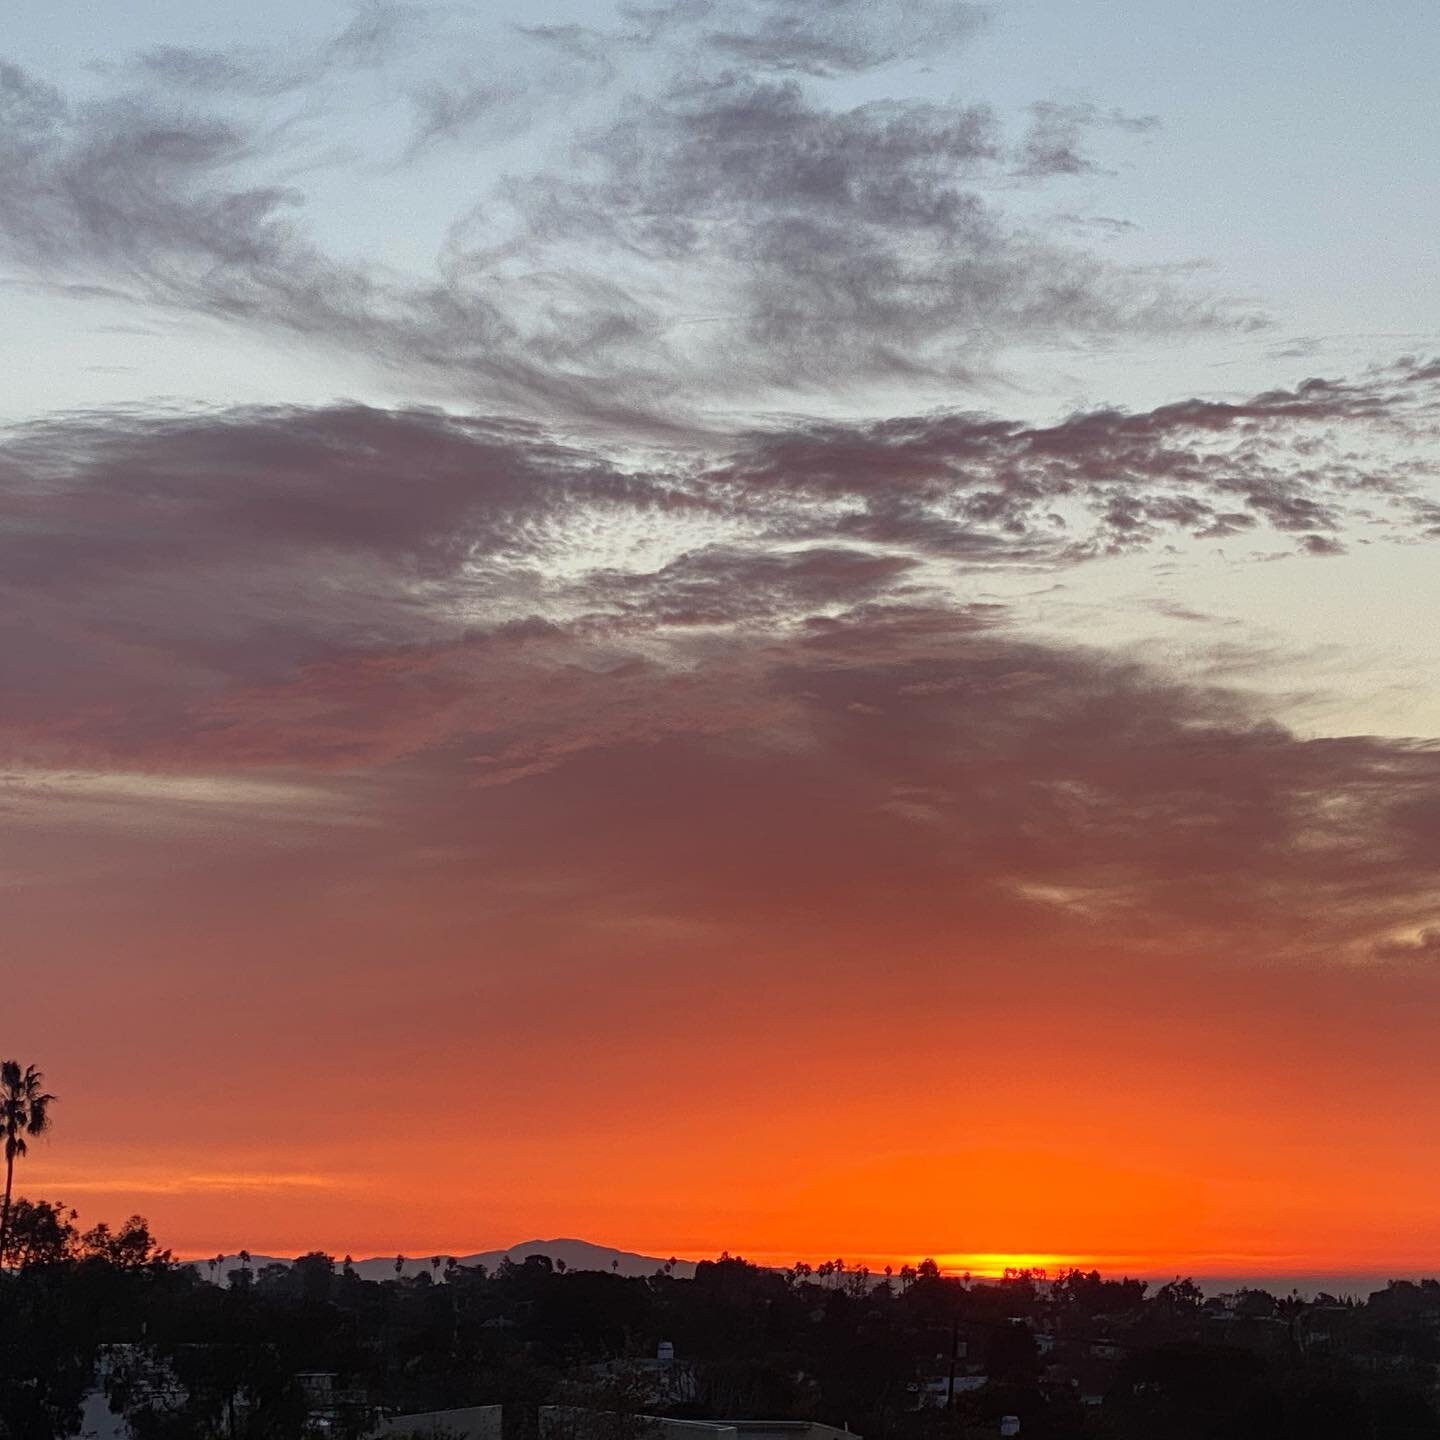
0,0,1249,425
34,1171,349,1196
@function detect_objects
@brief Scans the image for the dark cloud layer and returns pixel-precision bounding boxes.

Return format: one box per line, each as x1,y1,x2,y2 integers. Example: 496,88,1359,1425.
722,368,1432,557
2,359,1431,741
3,357,1440,966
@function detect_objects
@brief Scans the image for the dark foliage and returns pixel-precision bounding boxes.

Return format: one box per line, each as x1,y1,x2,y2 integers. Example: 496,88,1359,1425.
5,1220,1440,1440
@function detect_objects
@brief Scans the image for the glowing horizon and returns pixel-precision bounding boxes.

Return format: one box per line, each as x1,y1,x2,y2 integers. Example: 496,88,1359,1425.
144,1239,1440,1288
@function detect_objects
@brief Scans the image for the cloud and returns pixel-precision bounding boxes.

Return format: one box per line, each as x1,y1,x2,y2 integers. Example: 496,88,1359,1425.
403,75,532,156
0,358,1436,973
527,0,991,78
0,47,638,422
153,600,1439,971
0,359,1428,761
36,1170,344,1195
715,366,1432,558
647,0,991,75
487,77,1234,403
1374,927,1440,961
0,60,348,305
582,544,923,626
1017,101,1160,177
0,360,1432,774
0,1,1244,424
126,4,420,97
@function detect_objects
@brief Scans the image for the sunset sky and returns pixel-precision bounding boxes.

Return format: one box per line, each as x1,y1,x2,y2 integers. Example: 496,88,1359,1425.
5,0,1440,1279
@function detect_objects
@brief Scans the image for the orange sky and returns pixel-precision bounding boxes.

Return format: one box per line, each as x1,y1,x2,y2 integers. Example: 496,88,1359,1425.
12,596,1440,1276
6,0,1440,1290
20,901,1440,1275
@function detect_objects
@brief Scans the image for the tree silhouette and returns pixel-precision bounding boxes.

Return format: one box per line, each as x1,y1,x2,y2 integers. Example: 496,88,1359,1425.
0,1059,56,1262
2,1197,77,1268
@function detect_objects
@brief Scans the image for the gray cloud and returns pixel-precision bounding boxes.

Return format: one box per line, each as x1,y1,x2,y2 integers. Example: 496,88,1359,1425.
0,359,1435,779
714,367,1433,558
645,0,991,75
404,76,530,156
525,0,990,78
484,77,1232,399
0,58,650,422
1017,101,1160,177
125,3,424,97
0,350,1438,970
0,0,1246,425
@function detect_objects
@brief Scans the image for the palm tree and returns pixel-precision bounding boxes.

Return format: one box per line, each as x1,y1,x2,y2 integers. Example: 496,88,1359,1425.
0,1061,56,1263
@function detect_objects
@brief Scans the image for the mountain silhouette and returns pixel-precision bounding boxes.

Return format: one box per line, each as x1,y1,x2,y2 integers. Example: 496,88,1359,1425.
195,1237,697,1284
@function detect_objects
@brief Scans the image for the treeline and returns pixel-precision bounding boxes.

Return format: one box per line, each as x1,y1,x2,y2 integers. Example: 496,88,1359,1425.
6,1218,1440,1440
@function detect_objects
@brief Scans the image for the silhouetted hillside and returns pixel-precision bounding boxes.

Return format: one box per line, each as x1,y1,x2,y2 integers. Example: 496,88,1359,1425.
193,1237,697,1284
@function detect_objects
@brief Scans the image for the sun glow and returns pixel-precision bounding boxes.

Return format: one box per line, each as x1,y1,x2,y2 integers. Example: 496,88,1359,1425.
931,1252,1082,1278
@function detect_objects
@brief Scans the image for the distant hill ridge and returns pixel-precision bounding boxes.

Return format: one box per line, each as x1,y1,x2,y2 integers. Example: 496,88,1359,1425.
191,1237,698,1285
